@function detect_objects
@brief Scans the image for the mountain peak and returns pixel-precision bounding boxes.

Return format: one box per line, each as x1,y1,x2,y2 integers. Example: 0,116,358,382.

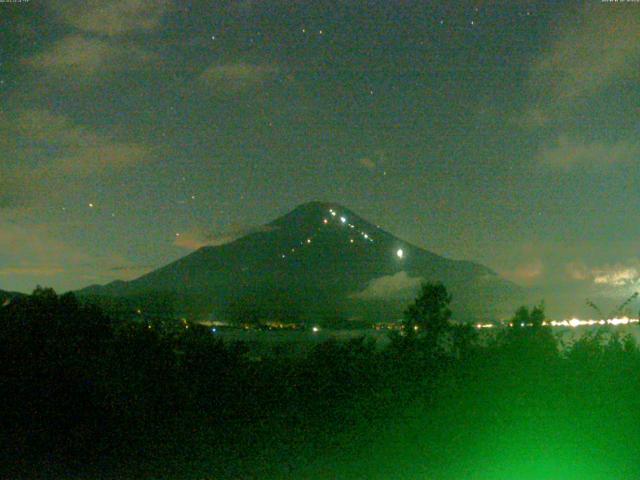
269,201,358,229
291,201,346,215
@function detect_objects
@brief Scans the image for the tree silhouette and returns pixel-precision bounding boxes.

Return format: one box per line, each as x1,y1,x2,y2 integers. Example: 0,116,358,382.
404,281,452,349
504,303,557,360
510,303,545,329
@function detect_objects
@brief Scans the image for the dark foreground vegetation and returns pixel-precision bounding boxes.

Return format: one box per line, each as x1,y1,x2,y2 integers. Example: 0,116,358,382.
2,285,640,479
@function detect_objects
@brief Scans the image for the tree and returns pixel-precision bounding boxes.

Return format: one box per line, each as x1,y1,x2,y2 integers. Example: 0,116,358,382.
510,303,545,329
404,281,452,349
503,302,557,360
450,322,479,360
530,302,545,328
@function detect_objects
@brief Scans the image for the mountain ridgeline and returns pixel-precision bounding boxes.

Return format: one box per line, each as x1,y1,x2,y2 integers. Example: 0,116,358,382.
78,202,523,324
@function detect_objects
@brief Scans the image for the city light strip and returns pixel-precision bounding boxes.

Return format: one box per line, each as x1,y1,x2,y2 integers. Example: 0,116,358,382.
545,317,640,328
474,317,640,329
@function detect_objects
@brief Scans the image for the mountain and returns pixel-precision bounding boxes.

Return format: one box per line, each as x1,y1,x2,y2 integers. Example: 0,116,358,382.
78,201,524,323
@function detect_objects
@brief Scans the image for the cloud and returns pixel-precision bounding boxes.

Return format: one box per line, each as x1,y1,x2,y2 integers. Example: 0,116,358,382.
14,109,149,175
565,260,640,287
565,262,591,282
515,106,554,131
174,230,211,250
531,7,640,101
25,36,112,75
0,222,88,279
524,5,640,127
0,220,147,291
351,271,423,300
358,157,376,170
175,224,277,250
54,144,148,176
0,109,149,208
24,35,155,76
0,266,66,277
593,267,639,287
198,62,279,91
500,260,544,286
538,135,639,169
54,0,169,36
11,111,148,174
108,263,155,277
26,1,166,78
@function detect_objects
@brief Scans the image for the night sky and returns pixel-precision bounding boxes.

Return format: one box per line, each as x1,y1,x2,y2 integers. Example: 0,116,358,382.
1,0,639,316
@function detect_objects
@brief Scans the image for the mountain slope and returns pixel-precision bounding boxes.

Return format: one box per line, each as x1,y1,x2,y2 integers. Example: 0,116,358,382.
79,201,523,323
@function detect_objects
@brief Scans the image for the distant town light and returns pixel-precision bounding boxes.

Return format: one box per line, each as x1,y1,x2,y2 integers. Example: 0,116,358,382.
340,216,347,223
396,248,404,259
475,323,494,329
312,326,320,333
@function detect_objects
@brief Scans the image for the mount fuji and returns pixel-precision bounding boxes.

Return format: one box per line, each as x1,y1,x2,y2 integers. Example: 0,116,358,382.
78,202,523,324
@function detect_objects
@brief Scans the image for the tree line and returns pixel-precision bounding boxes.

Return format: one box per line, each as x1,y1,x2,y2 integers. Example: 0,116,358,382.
2,284,640,479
